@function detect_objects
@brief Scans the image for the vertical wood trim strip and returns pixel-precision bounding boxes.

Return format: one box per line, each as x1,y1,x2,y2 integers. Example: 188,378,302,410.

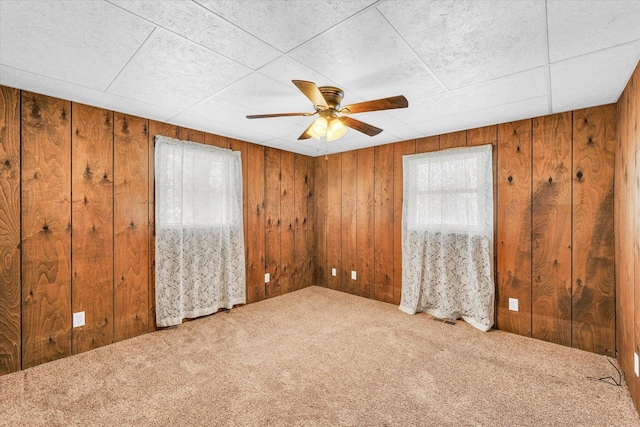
393,140,415,305
114,114,149,341
531,112,572,347
341,150,357,295
327,153,342,291
265,147,281,297
71,103,114,354
147,121,177,330
21,92,72,368
572,105,616,356
0,86,21,374
496,119,533,337
246,143,265,303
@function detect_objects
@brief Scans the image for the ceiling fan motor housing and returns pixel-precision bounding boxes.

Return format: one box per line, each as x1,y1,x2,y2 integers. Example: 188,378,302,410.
318,86,344,111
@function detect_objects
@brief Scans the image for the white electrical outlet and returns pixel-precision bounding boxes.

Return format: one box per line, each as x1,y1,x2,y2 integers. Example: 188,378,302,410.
331,268,337,277
351,270,357,280
264,273,270,283
635,353,639,377
73,311,85,328
508,298,519,312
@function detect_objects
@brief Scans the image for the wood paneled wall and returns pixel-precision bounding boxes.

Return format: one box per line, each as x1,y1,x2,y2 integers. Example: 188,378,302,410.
616,61,640,412
0,85,314,374
314,105,616,355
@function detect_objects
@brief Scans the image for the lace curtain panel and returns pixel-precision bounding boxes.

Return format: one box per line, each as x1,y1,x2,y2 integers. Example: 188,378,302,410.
399,144,494,331
155,136,246,327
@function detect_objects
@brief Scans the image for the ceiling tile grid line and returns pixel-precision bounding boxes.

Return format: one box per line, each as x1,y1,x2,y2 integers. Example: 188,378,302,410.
106,0,282,70
540,0,553,113
375,4,450,92
104,27,157,93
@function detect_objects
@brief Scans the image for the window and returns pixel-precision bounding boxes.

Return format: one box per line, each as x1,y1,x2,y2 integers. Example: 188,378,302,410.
156,138,240,229
404,145,492,234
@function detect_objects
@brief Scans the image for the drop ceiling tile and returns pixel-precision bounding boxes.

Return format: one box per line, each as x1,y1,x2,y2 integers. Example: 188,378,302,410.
169,112,273,144
258,56,365,103
0,65,179,122
108,29,251,111
290,8,445,102
107,0,280,69
215,72,314,115
378,0,547,90
550,41,640,113
342,111,420,140
183,96,303,138
0,0,154,90
413,96,549,136
547,0,640,62
194,0,375,52
396,67,549,125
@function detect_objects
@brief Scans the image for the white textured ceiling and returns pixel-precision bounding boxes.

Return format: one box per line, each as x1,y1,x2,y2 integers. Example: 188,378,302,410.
1,0,639,157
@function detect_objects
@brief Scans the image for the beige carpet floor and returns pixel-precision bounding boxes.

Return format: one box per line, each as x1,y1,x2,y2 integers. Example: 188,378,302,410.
1,286,638,426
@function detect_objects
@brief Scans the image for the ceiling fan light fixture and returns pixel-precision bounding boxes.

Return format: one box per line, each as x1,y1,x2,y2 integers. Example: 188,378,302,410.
326,117,347,141
309,116,328,139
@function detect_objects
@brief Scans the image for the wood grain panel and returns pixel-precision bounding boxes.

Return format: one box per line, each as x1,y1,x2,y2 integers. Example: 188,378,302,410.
357,148,375,298
246,143,265,303
314,157,327,287
616,85,633,397
572,105,616,356
114,113,149,341
341,150,357,295
148,120,178,329
440,130,467,150
306,157,315,287
416,136,439,153
71,103,114,354
393,140,415,305
468,125,497,147
229,139,248,302
179,127,204,144
294,154,308,291
496,119,532,337
280,151,295,294
205,132,228,148
633,65,640,409
327,153,342,291
265,147,281,297
21,92,72,368
374,144,394,303
531,113,572,346
0,86,21,374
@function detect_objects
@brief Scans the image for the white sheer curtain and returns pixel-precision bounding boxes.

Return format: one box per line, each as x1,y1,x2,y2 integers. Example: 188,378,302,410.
155,136,246,327
400,144,494,331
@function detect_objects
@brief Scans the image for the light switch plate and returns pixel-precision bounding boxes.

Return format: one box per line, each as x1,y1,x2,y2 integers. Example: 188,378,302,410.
332,268,337,277
508,298,518,312
351,270,357,280
635,353,639,377
265,273,270,283
73,311,85,328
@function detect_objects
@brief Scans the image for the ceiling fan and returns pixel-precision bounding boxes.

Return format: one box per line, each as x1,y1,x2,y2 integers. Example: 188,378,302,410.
246,80,409,142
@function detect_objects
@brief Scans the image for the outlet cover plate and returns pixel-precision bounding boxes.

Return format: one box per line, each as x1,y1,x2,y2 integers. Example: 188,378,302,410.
508,298,519,312
73,311,85,328
265,273,270,283
635,353,639,377
332,268,336,277
351,270,356,280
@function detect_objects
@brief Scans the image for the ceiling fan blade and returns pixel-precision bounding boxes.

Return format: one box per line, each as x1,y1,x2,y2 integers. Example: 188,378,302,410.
340,116,383,137
246,112,313,119
297,121,315,140
292,80,327,109
340,95,408,114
